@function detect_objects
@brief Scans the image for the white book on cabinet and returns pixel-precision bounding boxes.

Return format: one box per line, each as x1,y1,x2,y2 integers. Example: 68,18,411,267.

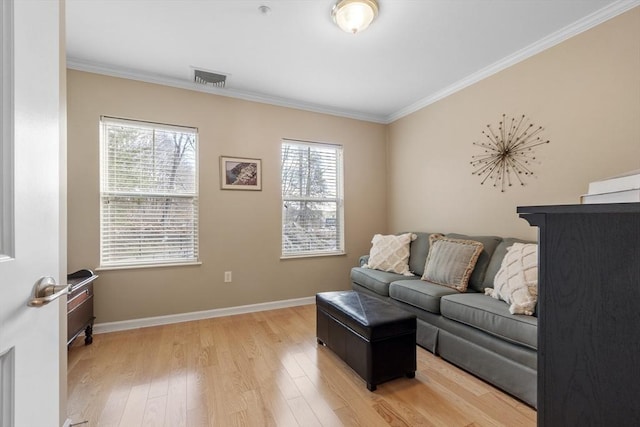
587,170,640,195
581,188,640,204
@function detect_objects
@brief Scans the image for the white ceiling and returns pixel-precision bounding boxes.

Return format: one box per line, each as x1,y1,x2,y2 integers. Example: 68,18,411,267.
66,0,637,123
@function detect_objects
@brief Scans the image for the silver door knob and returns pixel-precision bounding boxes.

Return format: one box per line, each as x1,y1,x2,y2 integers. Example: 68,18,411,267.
28,276,69,307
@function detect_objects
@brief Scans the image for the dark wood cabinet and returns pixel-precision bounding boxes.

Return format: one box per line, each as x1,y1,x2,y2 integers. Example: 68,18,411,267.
67,269,98,346
518,203,640,426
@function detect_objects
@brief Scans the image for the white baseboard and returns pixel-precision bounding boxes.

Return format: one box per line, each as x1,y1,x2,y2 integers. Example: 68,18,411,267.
93,296,316,334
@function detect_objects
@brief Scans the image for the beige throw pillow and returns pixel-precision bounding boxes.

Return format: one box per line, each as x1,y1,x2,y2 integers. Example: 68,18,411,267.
485,243,538,315
363,233,417,276
421,234,484,292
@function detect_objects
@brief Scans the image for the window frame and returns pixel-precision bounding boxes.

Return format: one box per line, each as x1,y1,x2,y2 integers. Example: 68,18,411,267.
98,116,200,269
281,138,345,259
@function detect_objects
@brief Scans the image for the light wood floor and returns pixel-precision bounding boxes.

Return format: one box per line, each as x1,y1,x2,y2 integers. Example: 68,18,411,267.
67,304,536,426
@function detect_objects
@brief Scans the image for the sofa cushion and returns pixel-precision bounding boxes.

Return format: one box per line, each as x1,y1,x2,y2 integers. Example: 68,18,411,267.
350,267,421,297
422,234,484,292
486,243,538,316
363,233,416,276
407,232,440,277
482,237,536,289
359,254,370,267
440,293,537,350
389,280,462,314
446,233,502,292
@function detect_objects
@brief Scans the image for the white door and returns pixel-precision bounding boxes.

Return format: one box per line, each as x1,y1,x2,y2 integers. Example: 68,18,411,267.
0,1,64,426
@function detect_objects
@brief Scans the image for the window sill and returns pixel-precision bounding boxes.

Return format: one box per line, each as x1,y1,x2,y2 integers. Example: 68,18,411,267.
96,261,202,272
280,252,346,260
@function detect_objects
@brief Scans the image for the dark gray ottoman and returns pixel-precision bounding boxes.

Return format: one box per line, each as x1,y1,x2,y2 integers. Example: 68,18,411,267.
316,290,417,391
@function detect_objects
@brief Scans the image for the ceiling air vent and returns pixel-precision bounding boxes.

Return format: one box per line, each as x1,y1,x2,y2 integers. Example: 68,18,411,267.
194,69,227,88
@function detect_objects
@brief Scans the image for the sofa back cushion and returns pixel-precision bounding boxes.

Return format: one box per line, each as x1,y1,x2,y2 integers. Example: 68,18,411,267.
445,234,502,292
483,237,536,289
407,232,441,277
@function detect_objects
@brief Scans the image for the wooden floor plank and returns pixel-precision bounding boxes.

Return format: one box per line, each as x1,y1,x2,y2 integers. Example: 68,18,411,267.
256,375,300,427
286,395,323,427
141,395,167,427
292,375,344,426
68,304,536,426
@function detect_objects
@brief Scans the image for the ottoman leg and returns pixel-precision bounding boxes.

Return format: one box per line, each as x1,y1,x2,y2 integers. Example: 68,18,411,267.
406,371,415,379
367,383,377,392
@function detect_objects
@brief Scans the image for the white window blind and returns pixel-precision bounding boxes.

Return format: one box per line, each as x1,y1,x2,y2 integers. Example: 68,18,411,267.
100,117,199,267
281,139,344,257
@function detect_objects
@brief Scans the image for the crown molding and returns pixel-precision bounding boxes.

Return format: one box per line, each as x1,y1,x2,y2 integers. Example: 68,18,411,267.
384,0,640,123
66,0,638,126
66,57,388,124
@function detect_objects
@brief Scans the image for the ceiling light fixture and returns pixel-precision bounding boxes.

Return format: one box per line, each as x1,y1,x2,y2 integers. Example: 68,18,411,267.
331,0,379,34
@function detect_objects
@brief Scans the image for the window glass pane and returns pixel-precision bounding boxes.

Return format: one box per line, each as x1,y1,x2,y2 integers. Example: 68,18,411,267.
282,201,339,255
101,196,198,265
104,124,196,195
154,130,197,193
282,144,338,198
104,125,154,192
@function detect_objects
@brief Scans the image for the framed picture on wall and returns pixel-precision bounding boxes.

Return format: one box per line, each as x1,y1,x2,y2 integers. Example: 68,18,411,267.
220,156,262,190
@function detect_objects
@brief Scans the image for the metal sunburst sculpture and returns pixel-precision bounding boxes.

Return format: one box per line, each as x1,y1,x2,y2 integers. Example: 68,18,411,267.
471,114,550,192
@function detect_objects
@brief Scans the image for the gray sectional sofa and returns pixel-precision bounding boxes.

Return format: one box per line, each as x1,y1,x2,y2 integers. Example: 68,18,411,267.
350,232,537,408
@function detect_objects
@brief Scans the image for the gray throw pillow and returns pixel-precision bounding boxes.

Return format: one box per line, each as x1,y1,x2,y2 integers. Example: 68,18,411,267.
421,234,484,292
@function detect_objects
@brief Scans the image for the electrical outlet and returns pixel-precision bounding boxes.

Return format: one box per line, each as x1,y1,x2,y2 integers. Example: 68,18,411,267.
224,271,232,283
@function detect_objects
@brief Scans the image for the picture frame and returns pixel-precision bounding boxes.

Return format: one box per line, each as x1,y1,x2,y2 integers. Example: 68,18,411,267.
220,156,262,190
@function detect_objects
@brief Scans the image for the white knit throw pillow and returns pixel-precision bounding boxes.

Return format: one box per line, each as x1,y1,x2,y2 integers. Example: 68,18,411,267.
363,233,417,276
485,243,538,315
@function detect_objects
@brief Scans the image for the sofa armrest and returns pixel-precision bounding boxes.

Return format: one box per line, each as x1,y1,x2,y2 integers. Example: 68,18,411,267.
358,255,370,267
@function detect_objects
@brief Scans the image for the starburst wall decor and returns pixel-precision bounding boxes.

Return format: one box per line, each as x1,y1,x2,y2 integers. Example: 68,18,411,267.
471,114,550,192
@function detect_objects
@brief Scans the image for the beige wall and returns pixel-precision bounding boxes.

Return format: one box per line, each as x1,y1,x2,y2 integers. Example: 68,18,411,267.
67,71,387,323
388,8,640,240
